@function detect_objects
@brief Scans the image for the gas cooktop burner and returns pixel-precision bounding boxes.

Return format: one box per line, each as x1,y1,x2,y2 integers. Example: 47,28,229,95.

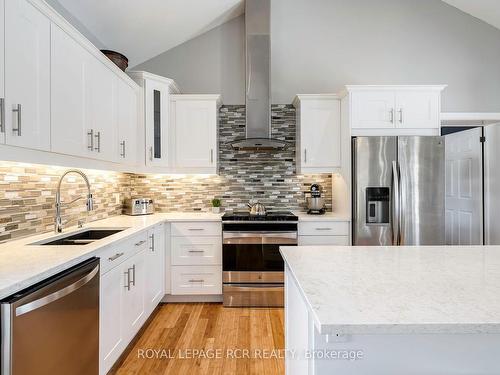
222,211,298,222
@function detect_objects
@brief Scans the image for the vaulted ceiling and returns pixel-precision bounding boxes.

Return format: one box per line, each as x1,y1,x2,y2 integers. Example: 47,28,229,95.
55,0,245,67
51,0,500,68
442,0,500,30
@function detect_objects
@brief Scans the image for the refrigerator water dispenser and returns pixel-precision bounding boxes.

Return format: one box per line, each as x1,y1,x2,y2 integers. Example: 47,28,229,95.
366,187,389,224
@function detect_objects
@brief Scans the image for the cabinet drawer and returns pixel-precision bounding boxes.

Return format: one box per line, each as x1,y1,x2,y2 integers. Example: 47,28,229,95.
171,222,221,237
171,265,222,295
171,236,221,266
298,235,350,246
299,221,349,236
99,231,149,274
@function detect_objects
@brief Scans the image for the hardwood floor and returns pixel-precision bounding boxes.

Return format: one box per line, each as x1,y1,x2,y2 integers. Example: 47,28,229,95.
110,303,285,375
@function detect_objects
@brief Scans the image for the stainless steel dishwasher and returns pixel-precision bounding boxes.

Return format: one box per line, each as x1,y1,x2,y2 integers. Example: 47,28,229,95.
1,257,99,375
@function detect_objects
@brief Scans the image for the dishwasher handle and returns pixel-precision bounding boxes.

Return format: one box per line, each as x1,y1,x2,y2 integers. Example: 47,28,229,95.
15,263,99,317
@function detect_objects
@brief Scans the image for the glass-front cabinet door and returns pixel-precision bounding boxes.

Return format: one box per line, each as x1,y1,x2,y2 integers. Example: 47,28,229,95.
144,80,169,166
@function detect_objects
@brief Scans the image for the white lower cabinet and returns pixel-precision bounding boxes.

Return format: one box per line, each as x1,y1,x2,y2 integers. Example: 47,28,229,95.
100,224,166,375
171,265,222,295
100,249,146,375
170,221,222,297
100,262,124,375
145,223,165,316
171,236,222,266
298,221,350,246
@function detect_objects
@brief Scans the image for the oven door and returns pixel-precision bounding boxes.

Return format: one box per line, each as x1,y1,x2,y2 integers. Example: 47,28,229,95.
223,231,296,273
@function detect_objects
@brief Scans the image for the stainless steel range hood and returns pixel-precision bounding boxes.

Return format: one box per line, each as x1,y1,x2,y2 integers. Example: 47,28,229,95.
230,0,288,151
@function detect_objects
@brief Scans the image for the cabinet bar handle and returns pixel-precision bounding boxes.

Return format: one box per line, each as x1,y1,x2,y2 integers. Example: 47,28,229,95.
87,130,94,150
94,131,101,152
389,108,394,124
108,252,124,261
129,265,136,286
210,149,214,164
188,250,205,253
150,233,155,251
189,279,204,283
135,240,146,246
149,146,153,161
12,104,21,136
124,269,131,291
304,148,307,163
120,140,126,158
315,227,332,231
398,108,403,123
188,228,204,231
0,98,4,133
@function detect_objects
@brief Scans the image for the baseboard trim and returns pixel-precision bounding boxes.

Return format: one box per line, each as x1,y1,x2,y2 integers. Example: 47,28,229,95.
162,294,223,303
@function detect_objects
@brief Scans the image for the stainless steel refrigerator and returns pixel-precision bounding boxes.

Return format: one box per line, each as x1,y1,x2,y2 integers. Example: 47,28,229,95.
352,136,445,246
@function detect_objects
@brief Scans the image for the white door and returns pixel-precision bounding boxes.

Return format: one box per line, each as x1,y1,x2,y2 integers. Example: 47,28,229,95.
5,0,50,151
300,99,341,171
51,23,90,158
145,224,165,315
172,99,217,170
145,79,169,166
445,128,483,245
116,78,138,164
0,0,5,144
484,124,500,245
121,250,146,342
396,91,440,129
100,266,124,375
350,91,395,129
87,58,116,161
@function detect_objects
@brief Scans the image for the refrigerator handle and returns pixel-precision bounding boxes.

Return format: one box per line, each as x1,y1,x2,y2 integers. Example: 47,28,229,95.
392,161,400,245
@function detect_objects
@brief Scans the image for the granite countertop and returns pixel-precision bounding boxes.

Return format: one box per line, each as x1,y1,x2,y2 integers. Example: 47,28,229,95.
0,212,222,299
280,245,500,335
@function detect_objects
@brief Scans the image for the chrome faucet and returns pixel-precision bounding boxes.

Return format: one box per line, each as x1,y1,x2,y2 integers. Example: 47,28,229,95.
54,169,94,233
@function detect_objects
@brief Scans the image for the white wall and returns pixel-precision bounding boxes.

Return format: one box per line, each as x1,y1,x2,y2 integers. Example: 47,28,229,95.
134,0,500,111
271,0,500,111
134,15,245,105
45,0,105,49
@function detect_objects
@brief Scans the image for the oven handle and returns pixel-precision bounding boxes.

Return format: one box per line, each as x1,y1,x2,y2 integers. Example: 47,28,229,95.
223,231,297,245
223,231,297,239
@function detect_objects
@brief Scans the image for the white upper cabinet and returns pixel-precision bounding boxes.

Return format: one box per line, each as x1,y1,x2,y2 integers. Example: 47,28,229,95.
346,85,446,135
170,95,220,174
395,90,440,129
0,0,5,145
5,0,50,151
350,91,396,129
128,71,179,168
293,95,341,173
86,58,116,161
51,23,90,158
116,78,138,165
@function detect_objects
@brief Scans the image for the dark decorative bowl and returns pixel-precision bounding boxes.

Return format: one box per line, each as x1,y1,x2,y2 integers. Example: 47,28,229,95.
101,50,128,71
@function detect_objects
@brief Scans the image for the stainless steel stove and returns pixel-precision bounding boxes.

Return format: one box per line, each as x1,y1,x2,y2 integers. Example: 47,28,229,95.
222,211,298,307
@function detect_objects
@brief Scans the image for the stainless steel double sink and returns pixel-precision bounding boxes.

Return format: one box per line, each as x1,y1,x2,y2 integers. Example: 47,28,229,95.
31,228,128,246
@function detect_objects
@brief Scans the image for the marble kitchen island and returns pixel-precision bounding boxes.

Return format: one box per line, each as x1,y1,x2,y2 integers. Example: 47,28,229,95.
281,245,500,375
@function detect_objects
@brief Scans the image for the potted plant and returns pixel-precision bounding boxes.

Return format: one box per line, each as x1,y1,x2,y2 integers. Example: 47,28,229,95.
211,198,221,214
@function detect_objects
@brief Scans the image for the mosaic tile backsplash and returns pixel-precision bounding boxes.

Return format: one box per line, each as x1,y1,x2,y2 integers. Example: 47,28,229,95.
0,105,332,242
130,105,332,212
0,163,130,243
